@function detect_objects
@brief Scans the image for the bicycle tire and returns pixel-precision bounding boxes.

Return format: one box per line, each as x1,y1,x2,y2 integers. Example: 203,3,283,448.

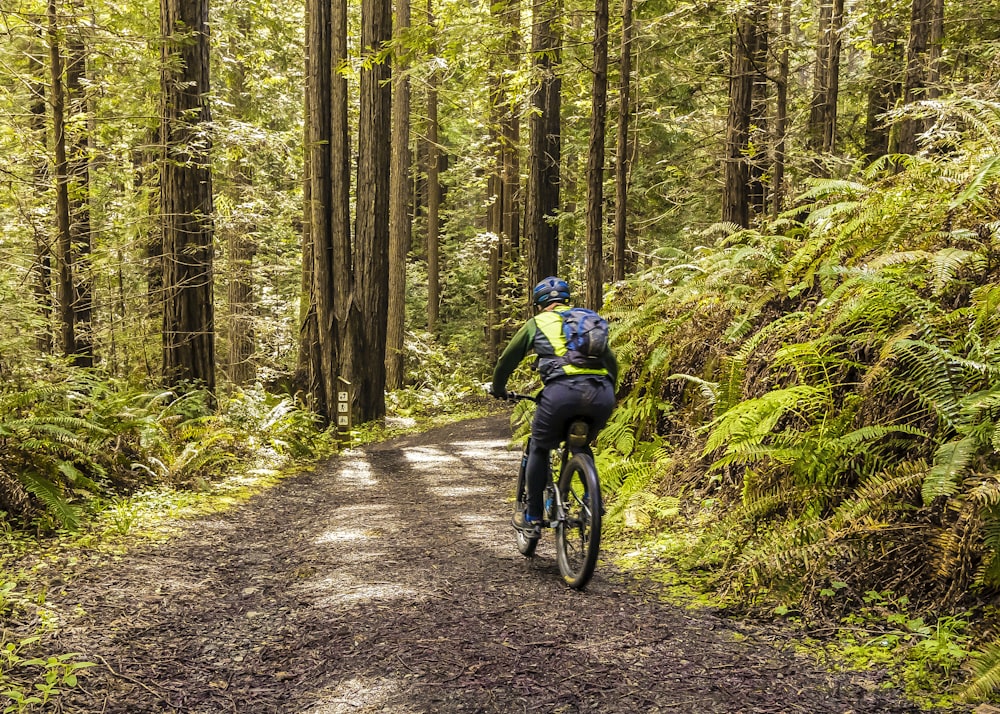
513,452,539,556
555,453,602,589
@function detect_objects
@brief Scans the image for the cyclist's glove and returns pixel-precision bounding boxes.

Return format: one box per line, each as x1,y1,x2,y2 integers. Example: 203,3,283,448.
489,383,508,400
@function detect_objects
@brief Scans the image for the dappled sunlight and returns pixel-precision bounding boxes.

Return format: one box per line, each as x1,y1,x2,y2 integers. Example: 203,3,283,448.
304,676,406,714
314,527,370,544
301,573,422,606
455,513,515,558
428,484,481,498
402,446,460,464
315,505,401,546
450,438,515,458
334,457,378,487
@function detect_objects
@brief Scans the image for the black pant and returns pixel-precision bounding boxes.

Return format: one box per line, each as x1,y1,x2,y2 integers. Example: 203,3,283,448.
525,376,616,518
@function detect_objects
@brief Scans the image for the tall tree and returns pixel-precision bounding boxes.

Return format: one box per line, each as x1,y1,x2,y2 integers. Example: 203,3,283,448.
386,0,413,391
525,0,561,292
772,0,791,217
807,0,845,172
225,14,256,386
48,0,76,361
585,0,609,310
896,0,935,154
28,28,53,353
304,0,353,419
863,1,903,161
354,0,392,420
66,0,92,366
747,0,770,215
722,4,760,228
486,0,523,360
425,0,441,335
160,0,216,391
612,0,633,282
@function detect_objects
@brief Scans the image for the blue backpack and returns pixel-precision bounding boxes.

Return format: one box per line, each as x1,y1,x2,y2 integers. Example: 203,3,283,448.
561,307,609,366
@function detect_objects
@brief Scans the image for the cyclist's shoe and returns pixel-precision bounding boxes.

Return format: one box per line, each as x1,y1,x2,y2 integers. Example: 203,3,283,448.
512,509,541,539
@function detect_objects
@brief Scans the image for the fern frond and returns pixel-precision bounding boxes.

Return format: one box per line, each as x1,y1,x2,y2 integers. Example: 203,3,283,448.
923,436,979,503
950,155,1000,210
959,638,1000,702
20,472,80,531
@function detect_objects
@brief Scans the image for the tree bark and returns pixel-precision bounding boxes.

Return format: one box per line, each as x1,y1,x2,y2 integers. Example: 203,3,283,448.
747,0,769,216
225,16,256,386
386,0,412,391
612,0,633,282
807,0,843,173
772,0,790,218
896,0,933,155
355,0,392,421
585,0,609,311
526,0,561,296
722,9,755,228
863,2,902,162
66,0,92,367
48,0,76,361
28,28,53,354
160,0,216,391
425,0,441,335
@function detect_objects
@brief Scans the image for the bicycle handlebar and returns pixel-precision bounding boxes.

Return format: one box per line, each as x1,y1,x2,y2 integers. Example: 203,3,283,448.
505,391,538,403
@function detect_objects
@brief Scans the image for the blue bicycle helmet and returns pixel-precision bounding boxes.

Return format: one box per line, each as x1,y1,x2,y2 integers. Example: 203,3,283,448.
532,276,571,307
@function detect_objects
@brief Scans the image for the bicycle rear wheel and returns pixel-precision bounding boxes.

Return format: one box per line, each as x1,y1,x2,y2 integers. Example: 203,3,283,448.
556,454,602,589
514,452,538,556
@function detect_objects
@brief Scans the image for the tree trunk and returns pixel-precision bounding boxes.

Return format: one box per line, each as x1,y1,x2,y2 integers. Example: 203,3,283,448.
225,16,256,386
48,0,76,361
747,0,769,216
612,0,633,282
864,0,902,162
354,0,392,421
927,0,944,98
526,0,561,296
426,0,441,335
331,0,357,410
296,3,314,394
807,0,843,173
722,9,755,228
585,0,609,311
160,0,216,391
500,0,521,266
772,0,790,218
896,0,933,155
66,0,93,367
28,28,53,354
386,0,412,391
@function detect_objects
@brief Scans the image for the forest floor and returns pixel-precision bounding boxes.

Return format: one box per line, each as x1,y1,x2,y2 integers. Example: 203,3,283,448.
36,414,971,713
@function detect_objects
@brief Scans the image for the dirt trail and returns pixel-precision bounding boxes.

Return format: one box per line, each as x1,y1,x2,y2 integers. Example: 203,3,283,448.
48,415,964,713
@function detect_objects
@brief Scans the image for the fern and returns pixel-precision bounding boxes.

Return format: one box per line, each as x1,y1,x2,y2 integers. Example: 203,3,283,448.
923,436,979,503
20,473,81,531
960,639,1000,702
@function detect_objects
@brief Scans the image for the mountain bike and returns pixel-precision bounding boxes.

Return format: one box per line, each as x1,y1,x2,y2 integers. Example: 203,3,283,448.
506,392,603,590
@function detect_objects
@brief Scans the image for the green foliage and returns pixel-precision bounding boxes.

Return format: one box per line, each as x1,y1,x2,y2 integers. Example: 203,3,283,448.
603,98,1000,700
0,371,324,534
0,636,95,714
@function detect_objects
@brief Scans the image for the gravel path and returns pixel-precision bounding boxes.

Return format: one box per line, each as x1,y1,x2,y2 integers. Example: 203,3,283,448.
45,415,966,713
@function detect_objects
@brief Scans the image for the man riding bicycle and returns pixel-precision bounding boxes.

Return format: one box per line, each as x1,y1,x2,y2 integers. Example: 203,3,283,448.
490,276,618,538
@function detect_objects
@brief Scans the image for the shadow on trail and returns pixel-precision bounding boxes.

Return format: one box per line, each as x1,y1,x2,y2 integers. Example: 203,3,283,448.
51,416,958,714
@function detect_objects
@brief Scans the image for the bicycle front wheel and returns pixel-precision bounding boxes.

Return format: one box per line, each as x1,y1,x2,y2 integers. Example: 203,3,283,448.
556,454,602,589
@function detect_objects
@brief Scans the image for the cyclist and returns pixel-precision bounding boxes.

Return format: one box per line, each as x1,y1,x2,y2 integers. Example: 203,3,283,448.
490,276,618,538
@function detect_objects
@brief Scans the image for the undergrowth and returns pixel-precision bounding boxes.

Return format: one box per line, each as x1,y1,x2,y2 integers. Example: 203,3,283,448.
597,98,1000,704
